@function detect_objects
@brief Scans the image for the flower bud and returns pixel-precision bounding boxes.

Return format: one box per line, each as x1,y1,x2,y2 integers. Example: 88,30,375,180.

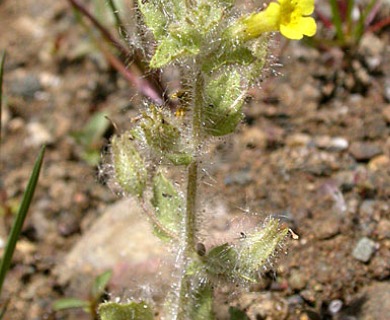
111,133,147,197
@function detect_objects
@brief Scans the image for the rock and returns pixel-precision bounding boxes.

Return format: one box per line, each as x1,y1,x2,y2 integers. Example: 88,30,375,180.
334,170,356,192
358,34,385,72
224,168,253,186
352,237,377,263
330,137,349,151
359,200,376,217
237,292,288,320
25,122,54,147
328,299,343,315
288,269,307,291
375,219,390,239
384,79,390,102
314,136,348,151
312,215,340,240
349,142,382,161
368,155,390,171
357,282,390,320
10,74,42,99
286,133,312,147
382,106,390,123
54,198,172,296
240,127,267,149
368,247,390,280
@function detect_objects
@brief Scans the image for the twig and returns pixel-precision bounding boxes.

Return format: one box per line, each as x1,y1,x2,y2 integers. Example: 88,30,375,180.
66,0,169,106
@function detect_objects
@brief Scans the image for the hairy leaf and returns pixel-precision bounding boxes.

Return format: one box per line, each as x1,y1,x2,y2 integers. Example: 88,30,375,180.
111,133,147,197
151,171,184,241
99,301,154,320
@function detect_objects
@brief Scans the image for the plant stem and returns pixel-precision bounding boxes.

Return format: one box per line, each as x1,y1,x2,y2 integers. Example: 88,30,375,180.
177,71,204,319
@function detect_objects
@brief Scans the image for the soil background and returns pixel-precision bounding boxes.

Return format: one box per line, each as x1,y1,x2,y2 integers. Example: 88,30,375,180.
0,0,389,319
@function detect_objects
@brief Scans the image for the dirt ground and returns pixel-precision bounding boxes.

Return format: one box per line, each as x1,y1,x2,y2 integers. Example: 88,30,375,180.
0,0,389,320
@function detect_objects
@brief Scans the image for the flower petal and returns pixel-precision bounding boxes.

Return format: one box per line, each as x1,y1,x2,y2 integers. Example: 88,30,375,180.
297,0,315,15
280,23,304,39
264,2,282,24
298,16,317,36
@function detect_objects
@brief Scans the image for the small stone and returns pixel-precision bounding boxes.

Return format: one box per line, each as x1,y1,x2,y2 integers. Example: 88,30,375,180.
335,170,355,192
330,137,349,151
328,299,343,315
288,269,307,291
286,294,304,306
314,135,331,149
26,122,54,147
352,237,377,263
384,79,390,102
300,289,316,303
382,106,390,123
240,127,267,149
359,200,376,217
375,220,390,239
358,282,390,320
10,74,42,99
368,155,390,171
349,142,382,161
313,215,340,240
314,136,349,151
286,133,312,147
224,168,252,186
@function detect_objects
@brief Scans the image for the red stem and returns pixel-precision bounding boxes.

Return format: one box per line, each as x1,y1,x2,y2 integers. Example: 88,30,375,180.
66,0,169,107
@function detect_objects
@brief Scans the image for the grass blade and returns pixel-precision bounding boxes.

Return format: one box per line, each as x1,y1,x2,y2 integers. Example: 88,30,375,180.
329,0,345,44
0,51,6,144
0,145,46,295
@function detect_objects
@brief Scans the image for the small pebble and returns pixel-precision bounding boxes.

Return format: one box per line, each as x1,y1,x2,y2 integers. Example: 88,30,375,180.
352,237,377,263
10,74,42,99
349,142,382,161
328,299,343,315
224,169,252,186
382,106,390,123
368,155,390,171
26,122,54,146
289,269,307,291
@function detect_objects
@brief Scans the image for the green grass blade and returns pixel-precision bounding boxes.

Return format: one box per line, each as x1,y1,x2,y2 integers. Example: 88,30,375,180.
107,0,126,39
0,51,6,144
0,145,46,295
329,0,345,44
52,298,91,311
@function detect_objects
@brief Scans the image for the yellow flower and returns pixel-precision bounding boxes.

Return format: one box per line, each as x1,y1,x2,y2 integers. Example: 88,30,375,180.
232,0,317,40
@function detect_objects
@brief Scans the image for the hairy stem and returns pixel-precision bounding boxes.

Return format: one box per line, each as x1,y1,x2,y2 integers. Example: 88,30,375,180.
177,71,204,319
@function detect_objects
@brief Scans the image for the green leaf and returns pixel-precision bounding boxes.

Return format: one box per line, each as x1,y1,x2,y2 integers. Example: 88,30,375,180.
229,306,250,320
0,146,45,296
91,270,113,299
150,28,201,68
137,0,167,39
72,111,110,149
203,71,245,136
191,2,223,35
151,171,184,241
111,133,147,197
140,106,181,153
237,218,288,280
205,243,240,281
165,152,192,166
140,105,191,165
52,298,91,311
98,301,154,320
202,45,255,74
190,283,215,320
205,219,288,283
